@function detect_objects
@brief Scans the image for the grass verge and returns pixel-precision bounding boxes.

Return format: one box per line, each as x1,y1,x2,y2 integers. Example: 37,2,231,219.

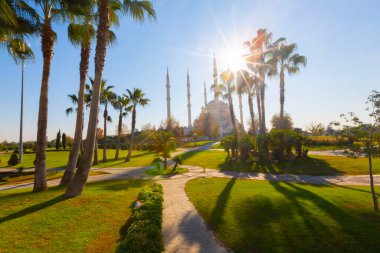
177,150,380,175
185,178,380,253
0,179,147,253
0,170,107,186
0,150,156,170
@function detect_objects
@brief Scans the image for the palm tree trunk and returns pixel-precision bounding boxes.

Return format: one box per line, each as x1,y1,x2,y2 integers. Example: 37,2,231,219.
260,81,266,134
255,82,262,131
93,133,99,165
103,104,107,162
115,109,122,160
248,92,255,136
34,22,54,192
280,68,285,128
60,44,90,186
126,107,136,161
19,59,24,162
65,0,110,198
227,94,238,158
238,93,244,131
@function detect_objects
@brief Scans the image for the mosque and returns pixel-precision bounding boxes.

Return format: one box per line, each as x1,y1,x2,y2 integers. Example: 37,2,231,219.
166,55,235,138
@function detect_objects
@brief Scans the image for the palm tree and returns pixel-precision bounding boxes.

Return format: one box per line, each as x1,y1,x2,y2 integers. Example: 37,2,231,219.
14,0,73,192
244,29,273,160
125,88,150,162
7,38,34,163
268,40,307,127
100,81,116,162
65,0,155,198
112,95,132,160
220,70,238,157
237,70,256,136
82,78,113,165
151,130,176,169
60,1,119,186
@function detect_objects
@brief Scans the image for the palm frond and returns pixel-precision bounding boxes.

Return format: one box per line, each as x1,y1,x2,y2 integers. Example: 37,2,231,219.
6,37,34,63
122,0,156,22
65,107,74,117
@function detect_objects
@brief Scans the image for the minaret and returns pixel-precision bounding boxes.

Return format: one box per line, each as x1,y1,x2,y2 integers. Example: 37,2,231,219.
213,53,219,101
166,67,171,121
203,81,207,107
187,70,192,128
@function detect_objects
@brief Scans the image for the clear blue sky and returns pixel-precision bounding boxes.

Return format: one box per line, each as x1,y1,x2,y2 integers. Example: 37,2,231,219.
1,0,380,142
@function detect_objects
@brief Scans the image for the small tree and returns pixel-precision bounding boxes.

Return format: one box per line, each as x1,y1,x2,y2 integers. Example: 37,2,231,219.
55,130,61,150
271,113,294,130
307,122,324,138
151,130,176,169
8,153,20,166
331,90,380,211
62,133,67,150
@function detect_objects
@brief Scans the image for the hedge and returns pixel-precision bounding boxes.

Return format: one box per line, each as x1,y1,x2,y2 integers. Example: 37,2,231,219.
117,182,164,253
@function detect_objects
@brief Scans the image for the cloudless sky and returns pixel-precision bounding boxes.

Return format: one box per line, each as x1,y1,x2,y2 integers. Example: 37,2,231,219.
1,0,380,142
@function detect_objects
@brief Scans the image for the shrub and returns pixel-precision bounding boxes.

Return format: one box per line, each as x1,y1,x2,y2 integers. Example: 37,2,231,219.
8,153,20,166
239,134,255,162
117,183,164,253
269,130,309,161
222,134,238,158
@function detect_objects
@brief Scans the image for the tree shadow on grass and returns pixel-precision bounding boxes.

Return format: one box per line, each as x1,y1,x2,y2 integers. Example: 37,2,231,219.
177,150,202,162
230,182,380,252
218,157,342,176
0,195,66,224
97,179,147,191
208,178,236,230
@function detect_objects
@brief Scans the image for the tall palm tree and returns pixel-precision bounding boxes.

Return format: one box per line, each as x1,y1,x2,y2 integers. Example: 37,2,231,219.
244,29,273,159
220,70,238,157
268,40,307,127
65,0,155,198
7,38,34,163
100,81,116,162
82,78,112,165
60,1,119,186
125,88,150,162
15,0,73,192
112,95,132,160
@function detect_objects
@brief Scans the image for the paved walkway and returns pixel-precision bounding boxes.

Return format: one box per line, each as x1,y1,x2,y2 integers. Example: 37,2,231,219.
158,170,231,253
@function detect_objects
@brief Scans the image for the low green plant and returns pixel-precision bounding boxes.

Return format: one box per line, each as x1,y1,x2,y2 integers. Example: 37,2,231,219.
117,183,164,253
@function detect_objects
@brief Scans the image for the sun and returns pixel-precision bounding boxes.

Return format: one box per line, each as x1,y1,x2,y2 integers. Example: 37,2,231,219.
221,45,247,72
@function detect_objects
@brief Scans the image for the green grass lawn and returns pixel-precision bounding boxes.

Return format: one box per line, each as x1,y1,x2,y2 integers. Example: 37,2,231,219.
210,143,345,151
178,150,380,175
186,178,380,253
210,142,224,149
0,179,148,253
0,170,107,186
0,149,156,170
180,140,213,148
